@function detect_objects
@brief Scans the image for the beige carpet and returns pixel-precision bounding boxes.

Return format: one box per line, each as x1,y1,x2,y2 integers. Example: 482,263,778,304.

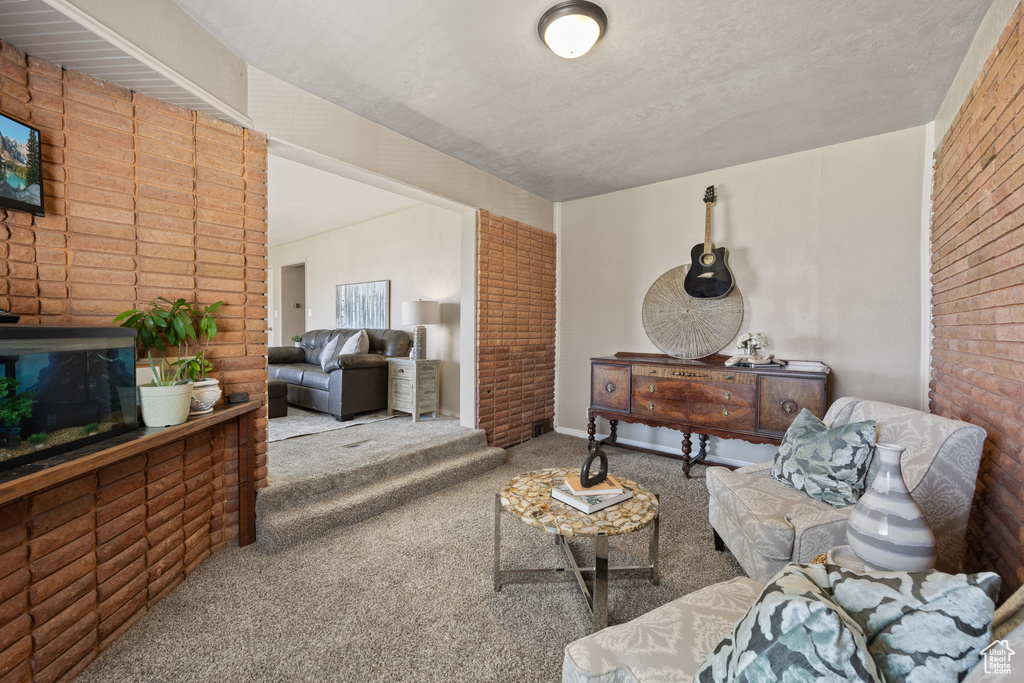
77,433,743,683
267,407,397,442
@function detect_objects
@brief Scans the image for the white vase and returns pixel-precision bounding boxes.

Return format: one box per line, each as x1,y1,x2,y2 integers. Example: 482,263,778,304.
846,442,937,571
138,383,194,428
189,378,222,416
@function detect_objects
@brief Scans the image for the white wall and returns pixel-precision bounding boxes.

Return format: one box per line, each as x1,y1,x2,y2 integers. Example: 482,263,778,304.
269,204,463,416
557,126,929,465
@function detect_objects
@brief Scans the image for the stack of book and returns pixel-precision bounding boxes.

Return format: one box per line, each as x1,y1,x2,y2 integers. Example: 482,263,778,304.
780,360,830,374
551,475,633,514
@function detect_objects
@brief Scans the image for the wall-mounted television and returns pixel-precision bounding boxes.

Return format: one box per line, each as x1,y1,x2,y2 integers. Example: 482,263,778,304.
0,111,44,216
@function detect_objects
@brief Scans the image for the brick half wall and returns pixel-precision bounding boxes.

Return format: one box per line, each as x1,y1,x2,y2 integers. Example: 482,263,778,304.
0,39,269,488
931,7,1024,600
475,210,555,448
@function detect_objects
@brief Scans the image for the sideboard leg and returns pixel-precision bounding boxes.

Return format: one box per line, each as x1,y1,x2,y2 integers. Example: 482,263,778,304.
697,433,709,461
587,415,596,444
681,430,692,478
608,419,618,444
713,528,725,552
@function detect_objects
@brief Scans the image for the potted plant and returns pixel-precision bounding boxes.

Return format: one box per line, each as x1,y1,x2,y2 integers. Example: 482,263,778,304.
136,356,194,427
113,297,224,422
291,334,303,347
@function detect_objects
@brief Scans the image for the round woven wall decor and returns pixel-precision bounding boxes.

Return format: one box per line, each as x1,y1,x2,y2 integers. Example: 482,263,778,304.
642,265,744,359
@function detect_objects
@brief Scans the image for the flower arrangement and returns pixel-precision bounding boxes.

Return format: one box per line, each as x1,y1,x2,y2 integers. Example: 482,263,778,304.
737,332,769,356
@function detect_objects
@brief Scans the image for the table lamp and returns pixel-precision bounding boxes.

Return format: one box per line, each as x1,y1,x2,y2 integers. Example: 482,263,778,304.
402,300,440,360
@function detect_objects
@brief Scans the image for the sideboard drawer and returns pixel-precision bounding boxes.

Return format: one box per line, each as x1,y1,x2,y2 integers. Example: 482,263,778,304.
757,376,825,434
591,363,630,412
631,365,753,384
631,378,756,431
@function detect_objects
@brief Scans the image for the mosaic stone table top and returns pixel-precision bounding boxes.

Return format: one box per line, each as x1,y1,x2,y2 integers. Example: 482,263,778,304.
499,467,658,537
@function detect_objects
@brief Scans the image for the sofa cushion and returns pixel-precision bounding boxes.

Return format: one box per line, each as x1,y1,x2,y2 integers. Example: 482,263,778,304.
771,408,877,507
268,346,305,365
301,367,332,392
562,577,762,683
340,329,368,355
827,567,999,683
695,564,882,683
273,365,308,385
707,464,851,563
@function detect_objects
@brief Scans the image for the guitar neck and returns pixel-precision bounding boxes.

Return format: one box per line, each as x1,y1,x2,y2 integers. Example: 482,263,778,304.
703,201,714,254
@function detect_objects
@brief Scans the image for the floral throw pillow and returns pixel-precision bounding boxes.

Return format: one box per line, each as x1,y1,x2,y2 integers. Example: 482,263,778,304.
695,563,882,683
826,566,1000,683
771,408,876,507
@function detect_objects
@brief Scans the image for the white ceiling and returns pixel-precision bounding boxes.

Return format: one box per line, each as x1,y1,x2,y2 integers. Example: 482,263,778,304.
267,155,422,248
0,0,231,121
171,0,993,201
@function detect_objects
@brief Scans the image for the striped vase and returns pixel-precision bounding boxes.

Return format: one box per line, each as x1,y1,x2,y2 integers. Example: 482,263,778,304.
846,442,937,571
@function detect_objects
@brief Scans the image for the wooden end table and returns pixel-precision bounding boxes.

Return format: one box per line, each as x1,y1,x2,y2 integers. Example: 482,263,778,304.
493,467,660,631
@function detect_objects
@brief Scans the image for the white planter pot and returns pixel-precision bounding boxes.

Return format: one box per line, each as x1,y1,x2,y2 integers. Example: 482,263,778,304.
190,378,222,416
138,383,194,428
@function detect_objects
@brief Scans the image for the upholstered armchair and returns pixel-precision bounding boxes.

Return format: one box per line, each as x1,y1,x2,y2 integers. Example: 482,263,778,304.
706,397,986,584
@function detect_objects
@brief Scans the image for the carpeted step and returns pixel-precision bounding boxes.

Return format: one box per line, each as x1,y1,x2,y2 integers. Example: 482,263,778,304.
258,428,493,514
255,445,506,553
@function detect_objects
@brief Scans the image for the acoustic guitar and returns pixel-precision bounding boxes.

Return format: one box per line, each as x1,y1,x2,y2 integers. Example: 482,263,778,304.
683,185,734,298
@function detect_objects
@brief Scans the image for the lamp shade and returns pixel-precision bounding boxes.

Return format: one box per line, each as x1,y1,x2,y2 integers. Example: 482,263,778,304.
538,1,607,59
402,300,440,326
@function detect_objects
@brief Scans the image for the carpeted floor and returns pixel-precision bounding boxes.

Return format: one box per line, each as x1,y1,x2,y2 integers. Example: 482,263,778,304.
267,407,399,442
77,433,743,683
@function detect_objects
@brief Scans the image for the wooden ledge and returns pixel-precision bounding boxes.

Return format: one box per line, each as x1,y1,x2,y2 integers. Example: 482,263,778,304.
0,400,261,506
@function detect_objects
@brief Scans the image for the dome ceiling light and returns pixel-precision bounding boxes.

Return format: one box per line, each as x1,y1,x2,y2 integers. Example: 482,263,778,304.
537,1,608,59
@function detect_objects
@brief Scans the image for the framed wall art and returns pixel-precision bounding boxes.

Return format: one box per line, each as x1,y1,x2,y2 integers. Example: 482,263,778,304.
336,280,390,328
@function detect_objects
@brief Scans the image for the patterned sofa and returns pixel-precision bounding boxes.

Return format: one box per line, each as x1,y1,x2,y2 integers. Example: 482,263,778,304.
562,572,1024,682
707,397,986,583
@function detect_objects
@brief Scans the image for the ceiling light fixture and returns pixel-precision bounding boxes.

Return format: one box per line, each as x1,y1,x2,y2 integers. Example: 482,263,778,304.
538,1,607,59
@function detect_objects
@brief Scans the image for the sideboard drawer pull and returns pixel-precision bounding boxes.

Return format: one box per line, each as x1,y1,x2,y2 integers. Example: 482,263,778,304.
724,391,731,401
780,400,797,414
649,384,655,393
605,381,616,393
722,408,729,417
648,402,655,410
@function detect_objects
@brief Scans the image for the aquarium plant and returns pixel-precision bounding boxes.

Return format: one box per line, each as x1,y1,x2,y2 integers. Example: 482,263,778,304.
113,297,223,381
0,377,35,448
81,422,100,435
26,432,48,444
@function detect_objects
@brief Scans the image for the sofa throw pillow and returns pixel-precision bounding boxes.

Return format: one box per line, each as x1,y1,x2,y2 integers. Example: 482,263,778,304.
339,329,369,355
770,408,876,507
826,566,1000,683
319,334,342,371
695,563,883,683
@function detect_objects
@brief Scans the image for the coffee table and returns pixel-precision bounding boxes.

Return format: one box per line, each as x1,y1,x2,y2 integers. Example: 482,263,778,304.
494,467,660,630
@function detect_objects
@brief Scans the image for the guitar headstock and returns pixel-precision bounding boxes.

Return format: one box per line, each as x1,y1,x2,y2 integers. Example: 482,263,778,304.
703,185,716,205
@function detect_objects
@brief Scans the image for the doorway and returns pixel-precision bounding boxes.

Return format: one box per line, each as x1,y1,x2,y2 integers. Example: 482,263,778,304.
281,263,306,342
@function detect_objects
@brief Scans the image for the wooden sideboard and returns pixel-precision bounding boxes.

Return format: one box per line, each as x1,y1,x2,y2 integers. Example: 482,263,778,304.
588,353,829,476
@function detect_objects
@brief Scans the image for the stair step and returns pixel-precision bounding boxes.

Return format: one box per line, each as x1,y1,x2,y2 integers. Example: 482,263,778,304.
258,429,491,513
255,446,505,553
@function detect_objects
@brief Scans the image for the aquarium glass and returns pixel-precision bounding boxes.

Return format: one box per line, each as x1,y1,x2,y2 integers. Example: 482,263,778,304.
0,331,138,471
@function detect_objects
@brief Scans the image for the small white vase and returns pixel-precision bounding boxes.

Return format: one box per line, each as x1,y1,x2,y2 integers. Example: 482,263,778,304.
189,378,222,416
846,442,937,571
138,383,193,428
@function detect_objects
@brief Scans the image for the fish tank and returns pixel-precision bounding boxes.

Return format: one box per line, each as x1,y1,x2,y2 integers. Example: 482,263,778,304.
0,325,138,473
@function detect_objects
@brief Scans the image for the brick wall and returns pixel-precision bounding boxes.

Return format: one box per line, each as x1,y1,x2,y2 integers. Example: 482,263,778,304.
931,7,1024,600
0,40,269,489
0,423,242,682
475,210,555,448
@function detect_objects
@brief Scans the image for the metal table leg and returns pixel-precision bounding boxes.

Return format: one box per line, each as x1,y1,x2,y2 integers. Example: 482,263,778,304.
650,496,660,585
593,535,609,630
493,493,501,591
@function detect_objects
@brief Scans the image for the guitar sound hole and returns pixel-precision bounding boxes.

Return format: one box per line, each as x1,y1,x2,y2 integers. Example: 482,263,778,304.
701,253,716,266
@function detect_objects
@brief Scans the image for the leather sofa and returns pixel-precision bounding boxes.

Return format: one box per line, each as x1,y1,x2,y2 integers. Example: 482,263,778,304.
268,328,411,421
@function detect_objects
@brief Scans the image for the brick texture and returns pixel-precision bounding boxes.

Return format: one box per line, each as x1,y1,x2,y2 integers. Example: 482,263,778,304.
0,424,239,682
0,42,265,679
0,41,269,490
475,210,555,448
931,8,1024,601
